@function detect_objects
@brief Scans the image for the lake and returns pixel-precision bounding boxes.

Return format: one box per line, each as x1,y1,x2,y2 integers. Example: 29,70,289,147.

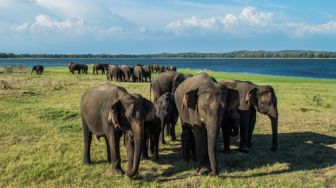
0,58,335,79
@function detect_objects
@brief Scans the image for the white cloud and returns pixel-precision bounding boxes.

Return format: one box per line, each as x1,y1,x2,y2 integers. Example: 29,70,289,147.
165,7,273,35
12,14,123,37
283,21,336,37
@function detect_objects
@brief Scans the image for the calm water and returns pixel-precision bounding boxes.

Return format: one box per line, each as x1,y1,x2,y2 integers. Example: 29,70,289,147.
0,58,335,79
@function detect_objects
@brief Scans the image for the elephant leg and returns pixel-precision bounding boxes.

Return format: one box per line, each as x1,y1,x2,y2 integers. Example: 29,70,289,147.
126,132,135,170
193,125,210,174
106,127,124,174
165,123,170,137
248,109,256,148
83,122,92,164
222,122,231,153
181,124,194,161
170,115,178,141
104,136,111,163
160,120,166,144
239,110,250,153
142,133,149,159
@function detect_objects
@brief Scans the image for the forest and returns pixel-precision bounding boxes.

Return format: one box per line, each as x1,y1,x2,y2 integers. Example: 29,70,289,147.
1,50,336,59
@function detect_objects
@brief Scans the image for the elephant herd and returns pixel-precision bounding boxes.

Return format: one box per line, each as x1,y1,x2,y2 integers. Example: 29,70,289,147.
68,62,177,83
80,71,278,177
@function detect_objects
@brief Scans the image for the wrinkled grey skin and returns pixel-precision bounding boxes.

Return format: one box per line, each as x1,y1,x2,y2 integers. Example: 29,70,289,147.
221,80,278,152
107,65,121,81
150,72,192,102
155,92,179,144
80,84,156,177
133,65,144,82
174,73,228,175
119,65,131,82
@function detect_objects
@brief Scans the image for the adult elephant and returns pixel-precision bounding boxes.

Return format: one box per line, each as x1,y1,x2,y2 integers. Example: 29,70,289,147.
166,65,177,72
80,84,156,177
143,66,151,82
174,73,228,175
93,63,108,74
107,65,121,81
68,63,85,74
132,65,144,82
220,80,278,152
150,72,191,102
80,64,88,74
119,65,131,82
31,65,44,75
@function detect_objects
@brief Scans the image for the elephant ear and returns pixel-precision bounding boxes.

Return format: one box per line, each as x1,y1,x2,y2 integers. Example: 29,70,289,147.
181,88,198,110
142,98,157,122
246,87,258,107
108,100,121,129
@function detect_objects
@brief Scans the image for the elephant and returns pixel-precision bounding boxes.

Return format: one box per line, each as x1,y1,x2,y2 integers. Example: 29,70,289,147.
155,92,179,144
218,82,241,152
107,65,121,81
93,63,109,74
174,73,228,175
80,84,156,177
31,65,44,75
142,116,161,160
150,72,191,102
132,65,144,82
81,64,88,74
220,80,278,152
128,93,160,159
156,65,165,73
119,65,131,82
166,65,177,72
68,63,87,74
143,66,152,82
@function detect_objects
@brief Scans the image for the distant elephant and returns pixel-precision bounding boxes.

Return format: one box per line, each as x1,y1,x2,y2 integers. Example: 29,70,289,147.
174,73,228,175
156,65,165,73
31,65,44,75
93,63,109,74
80,84,156,177
166,65,177,72
155,92,179,144
80,64,88,74
119,65,131,82
107,65,121,81
132,65,144,82
143,66,152,82
150,72,191,102
220,80,278,152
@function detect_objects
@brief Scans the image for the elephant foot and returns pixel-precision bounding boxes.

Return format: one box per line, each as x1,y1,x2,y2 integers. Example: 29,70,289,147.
239,147,249,153
196,167,210,175
112,168,125,175
83,159,91,165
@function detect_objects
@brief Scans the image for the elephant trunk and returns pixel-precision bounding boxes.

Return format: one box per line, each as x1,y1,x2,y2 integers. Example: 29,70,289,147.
270,115,278,151
207,123,219,175
126,121,144,177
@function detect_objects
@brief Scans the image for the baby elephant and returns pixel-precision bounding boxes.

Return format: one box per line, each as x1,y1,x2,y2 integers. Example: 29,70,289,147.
143,117,162,159
155,92,179,144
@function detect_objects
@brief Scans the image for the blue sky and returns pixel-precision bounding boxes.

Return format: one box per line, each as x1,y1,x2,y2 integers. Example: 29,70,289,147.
1,0,336,54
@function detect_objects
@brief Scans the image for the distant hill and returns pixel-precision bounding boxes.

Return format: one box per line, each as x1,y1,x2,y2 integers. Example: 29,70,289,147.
1,50,336,59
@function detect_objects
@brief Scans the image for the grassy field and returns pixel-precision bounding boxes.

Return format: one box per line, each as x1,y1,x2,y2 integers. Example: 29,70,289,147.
0,67,335,187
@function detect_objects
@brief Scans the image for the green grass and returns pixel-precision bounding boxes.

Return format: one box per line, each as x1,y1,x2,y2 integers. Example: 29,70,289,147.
0,67,335,187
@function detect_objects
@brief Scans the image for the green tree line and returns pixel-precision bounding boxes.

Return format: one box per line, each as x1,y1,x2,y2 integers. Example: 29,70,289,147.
1,50,336,59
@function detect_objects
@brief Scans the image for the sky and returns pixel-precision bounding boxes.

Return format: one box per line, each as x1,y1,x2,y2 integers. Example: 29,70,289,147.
1,0,336,54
